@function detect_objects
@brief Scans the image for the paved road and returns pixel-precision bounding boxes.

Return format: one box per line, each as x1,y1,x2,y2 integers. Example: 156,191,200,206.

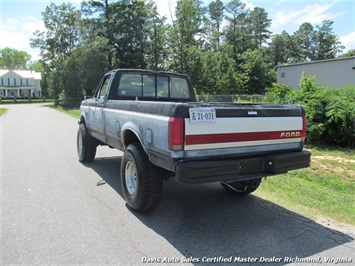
1,104,354,265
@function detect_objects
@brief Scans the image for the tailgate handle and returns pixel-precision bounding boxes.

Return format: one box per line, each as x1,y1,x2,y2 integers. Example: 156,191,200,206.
248,111,258,116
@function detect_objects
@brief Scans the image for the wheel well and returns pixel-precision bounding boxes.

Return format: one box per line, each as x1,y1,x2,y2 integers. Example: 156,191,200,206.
79,116,86,125
124,130,141,147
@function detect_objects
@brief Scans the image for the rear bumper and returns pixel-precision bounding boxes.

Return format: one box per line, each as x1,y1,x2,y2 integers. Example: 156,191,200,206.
175,151,311,184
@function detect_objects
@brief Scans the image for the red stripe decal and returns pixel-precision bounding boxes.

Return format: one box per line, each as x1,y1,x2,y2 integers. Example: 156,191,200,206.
186,131,302,145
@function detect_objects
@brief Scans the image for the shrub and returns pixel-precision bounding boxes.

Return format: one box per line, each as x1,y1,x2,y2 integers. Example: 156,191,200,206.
264,82,294,103
323,86,355,147
263,72,355,148
58,90,82,108
298,74,355,147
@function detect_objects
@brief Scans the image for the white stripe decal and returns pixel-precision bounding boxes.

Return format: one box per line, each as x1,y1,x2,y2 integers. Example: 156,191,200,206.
185,117,302,135
184,138,302,151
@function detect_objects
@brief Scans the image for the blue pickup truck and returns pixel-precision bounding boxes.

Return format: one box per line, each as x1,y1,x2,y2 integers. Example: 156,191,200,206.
77,69,311,212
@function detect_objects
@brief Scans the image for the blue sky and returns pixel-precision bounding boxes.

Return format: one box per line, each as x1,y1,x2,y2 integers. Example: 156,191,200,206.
0,0,354,61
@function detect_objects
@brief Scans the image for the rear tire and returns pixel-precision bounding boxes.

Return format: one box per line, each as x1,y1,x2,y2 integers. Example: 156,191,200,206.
121,143,163,212
221,179,261,195
77,123,97,163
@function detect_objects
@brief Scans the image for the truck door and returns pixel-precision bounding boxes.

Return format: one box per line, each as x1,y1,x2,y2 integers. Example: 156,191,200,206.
90,74,111,142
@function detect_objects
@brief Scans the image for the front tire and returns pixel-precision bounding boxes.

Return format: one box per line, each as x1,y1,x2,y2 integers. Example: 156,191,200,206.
221,179,261,195
77,123,97,163
121,143,163,212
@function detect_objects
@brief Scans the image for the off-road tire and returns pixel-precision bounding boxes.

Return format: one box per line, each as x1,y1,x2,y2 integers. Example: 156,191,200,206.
77,123,97,163
221,179,261,195
121,143,163,212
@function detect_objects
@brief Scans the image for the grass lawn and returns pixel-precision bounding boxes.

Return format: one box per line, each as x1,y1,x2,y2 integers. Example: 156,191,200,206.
51,105,354,226
255,146,355,225
0,108,7,116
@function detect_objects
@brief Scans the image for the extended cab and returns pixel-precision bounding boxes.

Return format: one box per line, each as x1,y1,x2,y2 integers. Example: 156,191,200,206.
77,69,311,211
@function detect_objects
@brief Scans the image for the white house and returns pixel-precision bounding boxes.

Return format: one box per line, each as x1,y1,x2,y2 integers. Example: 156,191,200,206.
0,69,42,98
277,56,355,89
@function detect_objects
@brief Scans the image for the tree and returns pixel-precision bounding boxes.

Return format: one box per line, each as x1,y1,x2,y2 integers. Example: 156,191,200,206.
207,0,225,51
268,31,293,67
313,20,344,60
224,0,248,60
81,0,109,17
197,50,242,95
168,0,205,75
0,48,31,69
28,60,44,72
31,2,82,62
145,0,168,70
175,0,205,47
238,49,271,94
293,22,316,61
81,0,114,68
339,49,355,57
30,2,82,102
62,40,108,106
292,20,343,61
249,7,271,48
109,0,148,68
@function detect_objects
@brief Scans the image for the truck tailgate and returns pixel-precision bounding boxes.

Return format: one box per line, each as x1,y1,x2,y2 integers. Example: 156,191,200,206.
183,104,306,160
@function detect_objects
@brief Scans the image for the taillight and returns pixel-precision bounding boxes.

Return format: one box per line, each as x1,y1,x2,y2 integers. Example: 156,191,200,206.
301,115,307,141
168,117,184,151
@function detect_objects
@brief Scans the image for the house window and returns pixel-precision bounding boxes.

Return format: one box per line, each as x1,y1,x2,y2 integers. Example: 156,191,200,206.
26,79,29,86
281,72,285,78
8,78,10,86
21,79,23,86
14,78,16,86
1,78,3,86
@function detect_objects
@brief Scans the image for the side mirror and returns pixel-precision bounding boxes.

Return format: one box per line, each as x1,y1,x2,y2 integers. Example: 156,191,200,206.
83,89,92,99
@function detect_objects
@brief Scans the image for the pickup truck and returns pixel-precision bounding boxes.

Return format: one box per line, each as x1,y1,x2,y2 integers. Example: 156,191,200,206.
77,69,311,212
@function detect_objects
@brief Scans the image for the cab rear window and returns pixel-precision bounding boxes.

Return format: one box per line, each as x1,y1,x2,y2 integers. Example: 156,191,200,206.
117,74,190,99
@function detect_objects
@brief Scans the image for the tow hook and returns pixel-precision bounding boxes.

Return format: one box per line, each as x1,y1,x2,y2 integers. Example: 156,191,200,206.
251,180,260,188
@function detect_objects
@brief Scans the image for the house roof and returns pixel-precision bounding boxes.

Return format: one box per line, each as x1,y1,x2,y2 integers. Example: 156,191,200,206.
0,69,41,79
276,56,355,68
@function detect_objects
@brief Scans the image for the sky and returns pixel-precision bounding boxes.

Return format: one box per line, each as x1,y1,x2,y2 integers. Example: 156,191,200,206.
0,0,354,61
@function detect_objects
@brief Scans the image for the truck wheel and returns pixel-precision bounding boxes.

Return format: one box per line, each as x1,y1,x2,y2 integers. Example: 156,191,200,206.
221,179,261,195
77,123,97,163
121,143,163,212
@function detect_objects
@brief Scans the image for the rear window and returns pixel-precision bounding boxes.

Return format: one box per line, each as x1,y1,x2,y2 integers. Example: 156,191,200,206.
117,74,190,99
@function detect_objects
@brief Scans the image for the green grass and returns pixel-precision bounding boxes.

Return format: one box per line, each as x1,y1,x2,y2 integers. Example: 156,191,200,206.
50,105,80,119
255,146,355,225
0,108,7,116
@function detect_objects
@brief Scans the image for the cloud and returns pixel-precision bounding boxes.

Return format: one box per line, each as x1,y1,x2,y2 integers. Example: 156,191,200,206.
340,32,355,53
271,1,346,33
0,17,44,61
242,0,254,10
154,0,177,23
295,2,346,25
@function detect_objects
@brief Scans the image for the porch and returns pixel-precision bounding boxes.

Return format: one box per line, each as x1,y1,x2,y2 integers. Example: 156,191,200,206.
0,88,41,98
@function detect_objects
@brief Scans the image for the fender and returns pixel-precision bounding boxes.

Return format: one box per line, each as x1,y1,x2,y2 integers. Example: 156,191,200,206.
121,123,146,150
